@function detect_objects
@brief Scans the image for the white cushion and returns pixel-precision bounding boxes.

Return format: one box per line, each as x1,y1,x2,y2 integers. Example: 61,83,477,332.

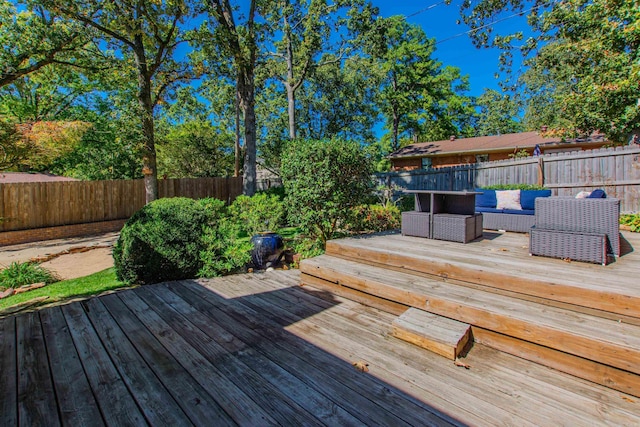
575,191,591,198
496,190,522,210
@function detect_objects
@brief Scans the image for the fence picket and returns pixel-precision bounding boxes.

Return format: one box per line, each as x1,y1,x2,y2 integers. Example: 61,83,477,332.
0,177,243,233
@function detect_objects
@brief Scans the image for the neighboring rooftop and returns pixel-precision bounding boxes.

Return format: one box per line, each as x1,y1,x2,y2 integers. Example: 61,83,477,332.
0,172,78,183
390,131,607,159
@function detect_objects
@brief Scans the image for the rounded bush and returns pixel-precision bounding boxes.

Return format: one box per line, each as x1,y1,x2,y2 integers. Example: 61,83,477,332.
113,197,215,285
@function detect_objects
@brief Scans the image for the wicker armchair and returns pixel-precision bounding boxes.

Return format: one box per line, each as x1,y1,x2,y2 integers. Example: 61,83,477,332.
529,197,620,264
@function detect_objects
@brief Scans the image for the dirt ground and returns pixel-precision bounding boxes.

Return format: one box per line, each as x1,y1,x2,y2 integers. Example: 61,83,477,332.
0,232,118,281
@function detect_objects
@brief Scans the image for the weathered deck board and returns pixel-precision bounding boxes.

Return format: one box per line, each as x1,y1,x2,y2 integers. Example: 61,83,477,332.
324,231,640,318
2,270,640,426
392,308,471,360
40,308,104,427
301,254,640,376
16,312,60,427
0,317,17,427
211,272,640,427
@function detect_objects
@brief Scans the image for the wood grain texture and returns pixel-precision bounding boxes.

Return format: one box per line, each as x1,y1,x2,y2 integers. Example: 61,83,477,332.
392,308,471,360
16,312,60,427
301,254,640,376
3,270,640,426
323,231,640,318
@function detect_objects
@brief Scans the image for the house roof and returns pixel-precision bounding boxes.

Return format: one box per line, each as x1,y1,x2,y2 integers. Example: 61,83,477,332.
0,172,79,183
389,131,607,159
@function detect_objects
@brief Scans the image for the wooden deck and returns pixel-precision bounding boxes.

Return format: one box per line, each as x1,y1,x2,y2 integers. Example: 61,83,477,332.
2,269,640,426
300,230,640,398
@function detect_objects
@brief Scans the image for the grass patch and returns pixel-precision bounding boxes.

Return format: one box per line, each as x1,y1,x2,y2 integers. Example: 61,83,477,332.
0,267,127,312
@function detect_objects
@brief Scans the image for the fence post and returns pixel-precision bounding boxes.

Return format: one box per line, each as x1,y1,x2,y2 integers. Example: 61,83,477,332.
537,157,544,187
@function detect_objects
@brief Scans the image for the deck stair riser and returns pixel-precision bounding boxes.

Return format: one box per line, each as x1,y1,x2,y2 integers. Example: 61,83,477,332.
299,254,640,397
324,237,640,320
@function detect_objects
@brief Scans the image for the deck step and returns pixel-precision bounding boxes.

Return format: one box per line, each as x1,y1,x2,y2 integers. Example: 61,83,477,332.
324,234,640,320
391,308,471,360
300,255,640,377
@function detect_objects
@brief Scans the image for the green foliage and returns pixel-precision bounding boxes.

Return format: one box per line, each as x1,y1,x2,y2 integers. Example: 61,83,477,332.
292,237,325,263
620,214,640,233
199,219,253,278
474,89,524,136
363,15,474,152
508,149,530,159
481,184,545,190
0,262,59,290
228,193,285,236
113,197,216,285
461,0,640,141
346,204,401,233
156,119,235,178
281,138,374,244
0,267,123,311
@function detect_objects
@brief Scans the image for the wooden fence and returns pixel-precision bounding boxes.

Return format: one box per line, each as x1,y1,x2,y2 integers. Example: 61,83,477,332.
0,177,243,233
377,145,640,213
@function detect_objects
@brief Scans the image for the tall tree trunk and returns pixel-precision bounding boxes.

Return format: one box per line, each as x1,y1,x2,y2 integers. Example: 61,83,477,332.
234,84,241,177
238,71,256,196
133,36,158,204
284,9,296,140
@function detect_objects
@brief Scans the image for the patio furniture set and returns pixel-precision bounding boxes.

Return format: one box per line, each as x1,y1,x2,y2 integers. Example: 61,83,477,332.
402,189,620,265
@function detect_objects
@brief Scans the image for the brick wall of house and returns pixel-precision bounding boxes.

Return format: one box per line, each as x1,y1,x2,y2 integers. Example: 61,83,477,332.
390,157,422,170
0,220,126,246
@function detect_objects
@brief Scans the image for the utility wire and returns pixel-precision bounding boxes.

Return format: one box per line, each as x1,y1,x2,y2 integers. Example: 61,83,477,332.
406,1,449,18
435,5,541,45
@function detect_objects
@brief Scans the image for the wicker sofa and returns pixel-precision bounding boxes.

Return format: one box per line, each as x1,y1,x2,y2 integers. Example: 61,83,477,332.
529,197,620,265
474,189,552,232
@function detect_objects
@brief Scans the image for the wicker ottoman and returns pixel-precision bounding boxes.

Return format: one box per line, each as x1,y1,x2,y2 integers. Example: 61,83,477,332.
401,211,431,238
432,213,483,243
529,227,608,265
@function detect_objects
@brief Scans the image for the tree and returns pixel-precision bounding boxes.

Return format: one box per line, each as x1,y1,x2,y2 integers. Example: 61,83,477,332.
364,16,473,151
46,0,198,202
262,0,367,139
460,0,640,141
474,89,524,136
156,119,235,178
201,0,260,196
0,0,96,88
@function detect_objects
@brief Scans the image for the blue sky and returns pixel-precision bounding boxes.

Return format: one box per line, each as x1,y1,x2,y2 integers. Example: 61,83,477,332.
376,1,530,97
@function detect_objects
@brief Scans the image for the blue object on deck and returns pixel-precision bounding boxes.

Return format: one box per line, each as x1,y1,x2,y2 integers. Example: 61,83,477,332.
250,232,284,269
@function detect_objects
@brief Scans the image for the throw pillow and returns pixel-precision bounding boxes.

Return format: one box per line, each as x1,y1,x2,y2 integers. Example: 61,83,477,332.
496,190,522,210
587,189,607,198
575,191,591,198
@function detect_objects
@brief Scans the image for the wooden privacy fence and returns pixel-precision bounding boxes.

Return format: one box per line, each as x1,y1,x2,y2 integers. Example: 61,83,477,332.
378,145,640,213
0,177,243,233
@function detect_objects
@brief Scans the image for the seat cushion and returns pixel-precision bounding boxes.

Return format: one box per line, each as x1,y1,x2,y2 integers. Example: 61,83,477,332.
520,189,552,210
475,207,504,214
475,189,496,208
502,209,535,215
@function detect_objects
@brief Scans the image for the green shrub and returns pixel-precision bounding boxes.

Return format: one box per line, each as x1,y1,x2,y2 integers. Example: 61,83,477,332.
229,193,285,236
0,262,59,290
113,197,217,285
620,214,640,232
292,236,325,262
281,138,374,244
347,204,401,233
199,218,253,277
481,184,545,190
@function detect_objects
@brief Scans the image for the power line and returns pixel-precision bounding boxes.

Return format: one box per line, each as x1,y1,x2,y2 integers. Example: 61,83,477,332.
406,1,449,18
435,5,541,45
